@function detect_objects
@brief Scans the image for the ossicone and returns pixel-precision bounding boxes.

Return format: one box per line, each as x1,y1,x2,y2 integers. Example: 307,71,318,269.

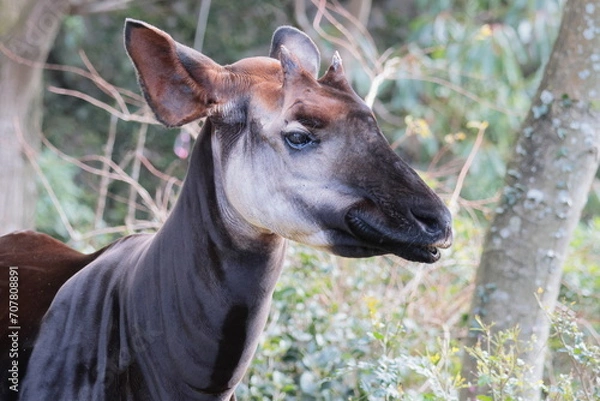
319,51,353,93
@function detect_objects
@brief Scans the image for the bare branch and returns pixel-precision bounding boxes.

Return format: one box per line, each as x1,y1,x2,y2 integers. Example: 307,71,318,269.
40,136,165,222
329,0,378,59
400,70,520,117
47,86,156,124
126,123,149,229
448,121,488,213
14,119,79,241
311,0,377,79
0,43,145,108
294,0,312,33
77,221,162,241
78,50,133,115
138,156,183,187
94,114,118,228
69,0,134,15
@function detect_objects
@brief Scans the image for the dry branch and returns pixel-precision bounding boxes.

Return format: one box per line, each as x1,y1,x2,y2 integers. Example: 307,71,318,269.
95,114,118,228
14,119,79,241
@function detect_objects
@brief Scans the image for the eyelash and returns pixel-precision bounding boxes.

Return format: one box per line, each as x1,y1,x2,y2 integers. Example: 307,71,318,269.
283,131,318,150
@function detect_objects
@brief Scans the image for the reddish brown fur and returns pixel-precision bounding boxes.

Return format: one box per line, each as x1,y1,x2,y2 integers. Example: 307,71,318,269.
0,232,108,352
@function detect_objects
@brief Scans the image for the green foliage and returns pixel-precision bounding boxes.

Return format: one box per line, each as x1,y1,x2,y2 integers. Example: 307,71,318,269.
237,240,470,400
464,318,541,400
346,336,464,401
367,0,564,200
237,214,599,400
560,217,600,317
545,306,600,401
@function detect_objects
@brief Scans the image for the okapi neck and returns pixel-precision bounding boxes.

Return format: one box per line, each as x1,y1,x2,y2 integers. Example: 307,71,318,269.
124,122,287,397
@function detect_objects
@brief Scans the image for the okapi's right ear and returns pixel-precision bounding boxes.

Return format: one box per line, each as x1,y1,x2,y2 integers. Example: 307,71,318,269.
269,26,320,78
124,19,224,127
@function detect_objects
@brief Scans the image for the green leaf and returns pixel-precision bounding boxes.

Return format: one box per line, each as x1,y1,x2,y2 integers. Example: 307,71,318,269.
372,331,385,341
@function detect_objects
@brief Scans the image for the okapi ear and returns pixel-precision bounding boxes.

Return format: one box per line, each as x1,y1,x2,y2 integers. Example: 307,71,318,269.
124,19,225,127
269,26,320,78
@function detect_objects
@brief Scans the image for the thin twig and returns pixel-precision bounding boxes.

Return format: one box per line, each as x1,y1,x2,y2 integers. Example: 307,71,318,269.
194,0,212,52
14,119,79,240
70,0,133,15
138,156,183,187
301,3,518,118
47,86,156,124
372,99,405,127
95,114,118,228
126,123,149,228
448,121,488,213
77,221,162,240
160,177,180,212
78,50,131,115
399,71,519,117
40,136,163,220
311,0,377,79
0,43,145,108
329,0,379,60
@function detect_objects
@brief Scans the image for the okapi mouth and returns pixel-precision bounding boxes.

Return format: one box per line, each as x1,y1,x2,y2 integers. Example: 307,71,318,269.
341,207,452,263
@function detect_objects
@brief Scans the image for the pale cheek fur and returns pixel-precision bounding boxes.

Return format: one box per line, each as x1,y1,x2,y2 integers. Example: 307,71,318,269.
223,157,328,240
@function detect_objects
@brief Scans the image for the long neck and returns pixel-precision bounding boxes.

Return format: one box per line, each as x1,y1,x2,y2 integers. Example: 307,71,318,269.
125,121,286,399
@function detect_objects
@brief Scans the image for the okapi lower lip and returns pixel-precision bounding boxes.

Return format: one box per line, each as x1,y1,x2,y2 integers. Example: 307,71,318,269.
344,212,445,263
416,244,441,262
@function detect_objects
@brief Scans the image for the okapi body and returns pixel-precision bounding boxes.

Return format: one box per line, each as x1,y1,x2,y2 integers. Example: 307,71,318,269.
0,20,452,400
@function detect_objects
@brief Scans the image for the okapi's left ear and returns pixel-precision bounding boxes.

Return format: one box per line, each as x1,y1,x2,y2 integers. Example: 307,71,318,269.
124,19,227,127
269,26,320,78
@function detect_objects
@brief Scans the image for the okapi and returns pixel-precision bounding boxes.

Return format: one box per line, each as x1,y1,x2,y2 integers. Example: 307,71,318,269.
0,20,452,400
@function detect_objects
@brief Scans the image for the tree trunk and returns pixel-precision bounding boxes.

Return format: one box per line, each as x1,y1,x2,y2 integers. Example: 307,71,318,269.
0,0,71,235
460,0,600,400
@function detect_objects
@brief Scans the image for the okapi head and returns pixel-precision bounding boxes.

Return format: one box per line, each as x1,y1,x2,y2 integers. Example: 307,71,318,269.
125,20,452,263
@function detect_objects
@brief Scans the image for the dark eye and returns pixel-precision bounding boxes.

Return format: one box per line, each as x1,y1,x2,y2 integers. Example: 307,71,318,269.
283,131,316,150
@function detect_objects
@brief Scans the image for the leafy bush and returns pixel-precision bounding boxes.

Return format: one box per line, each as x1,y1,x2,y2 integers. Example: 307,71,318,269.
463,317,541,400
545,305,600,401
238,216,599,400
237,236,469,399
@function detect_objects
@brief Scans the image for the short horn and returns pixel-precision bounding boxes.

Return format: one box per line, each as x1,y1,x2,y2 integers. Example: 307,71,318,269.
279,45,300,76
319,51,352,91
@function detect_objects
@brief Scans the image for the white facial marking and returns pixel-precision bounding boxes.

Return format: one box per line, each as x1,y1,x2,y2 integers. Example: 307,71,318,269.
220,136,354,248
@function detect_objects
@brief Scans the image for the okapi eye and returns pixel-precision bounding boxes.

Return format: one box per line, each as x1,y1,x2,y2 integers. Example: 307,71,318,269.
283,131,316,150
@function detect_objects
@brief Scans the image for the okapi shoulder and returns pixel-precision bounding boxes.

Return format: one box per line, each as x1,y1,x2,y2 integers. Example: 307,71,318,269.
19,233,153,400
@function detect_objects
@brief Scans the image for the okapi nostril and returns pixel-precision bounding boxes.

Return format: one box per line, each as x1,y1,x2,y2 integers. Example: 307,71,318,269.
411,209,446,235
410,206,454,249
